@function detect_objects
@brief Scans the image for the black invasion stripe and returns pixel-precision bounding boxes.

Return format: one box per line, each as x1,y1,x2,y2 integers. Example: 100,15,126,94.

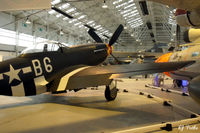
23,79,36,96
0,85,12,96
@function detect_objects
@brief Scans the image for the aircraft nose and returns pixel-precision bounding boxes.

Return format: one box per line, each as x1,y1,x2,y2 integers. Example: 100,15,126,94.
106,44,113,56
188,76,200,105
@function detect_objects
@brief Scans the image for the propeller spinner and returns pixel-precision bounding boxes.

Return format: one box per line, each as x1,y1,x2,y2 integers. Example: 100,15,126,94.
88,24,124,64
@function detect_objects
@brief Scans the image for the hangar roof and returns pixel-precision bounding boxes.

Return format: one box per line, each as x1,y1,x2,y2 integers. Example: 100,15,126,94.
1,0,187,52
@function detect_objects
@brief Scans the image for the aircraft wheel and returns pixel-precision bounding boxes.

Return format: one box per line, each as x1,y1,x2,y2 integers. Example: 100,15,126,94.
105,85,118,101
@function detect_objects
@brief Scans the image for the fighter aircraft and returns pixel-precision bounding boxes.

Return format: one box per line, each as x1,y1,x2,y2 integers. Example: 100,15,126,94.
104,43,165,65
0,25,192,101
112,51,162,60
104,51,162,65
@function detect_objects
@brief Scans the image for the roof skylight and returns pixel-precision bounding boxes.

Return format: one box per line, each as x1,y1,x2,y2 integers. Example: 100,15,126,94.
113,0,143,29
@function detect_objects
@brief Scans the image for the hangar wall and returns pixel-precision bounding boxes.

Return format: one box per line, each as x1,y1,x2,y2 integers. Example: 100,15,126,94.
0,12,86,57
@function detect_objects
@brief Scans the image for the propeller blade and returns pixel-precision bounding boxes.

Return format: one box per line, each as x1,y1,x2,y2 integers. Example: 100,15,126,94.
110,53,122,64
88,29,103,43
109,24,124,46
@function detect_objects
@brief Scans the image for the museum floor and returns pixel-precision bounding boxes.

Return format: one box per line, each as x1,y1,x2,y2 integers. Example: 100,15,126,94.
0,78,200,133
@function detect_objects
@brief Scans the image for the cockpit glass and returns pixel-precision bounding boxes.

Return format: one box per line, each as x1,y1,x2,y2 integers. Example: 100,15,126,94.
20,43,60,55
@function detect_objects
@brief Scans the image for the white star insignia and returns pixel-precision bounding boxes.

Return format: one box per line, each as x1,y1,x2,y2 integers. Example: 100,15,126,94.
4,65,21,84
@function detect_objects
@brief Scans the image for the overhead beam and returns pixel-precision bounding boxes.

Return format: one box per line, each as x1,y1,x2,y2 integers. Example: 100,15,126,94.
51,6,73,19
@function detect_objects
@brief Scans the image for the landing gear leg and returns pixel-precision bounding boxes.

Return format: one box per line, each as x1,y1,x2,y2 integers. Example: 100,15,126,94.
105,81,118,101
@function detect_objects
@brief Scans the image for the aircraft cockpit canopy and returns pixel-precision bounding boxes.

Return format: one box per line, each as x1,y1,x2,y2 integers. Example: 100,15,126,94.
20,42,68,55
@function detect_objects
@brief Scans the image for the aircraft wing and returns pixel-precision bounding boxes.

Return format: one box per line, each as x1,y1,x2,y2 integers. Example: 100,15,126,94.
50,61,194,92
148,0,200,11
112,51,162,59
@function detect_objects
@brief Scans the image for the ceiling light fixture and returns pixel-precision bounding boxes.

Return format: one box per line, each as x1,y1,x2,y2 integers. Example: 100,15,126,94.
102,0,108,8
25,18,31,24
124,26,127,29
60,29,64,35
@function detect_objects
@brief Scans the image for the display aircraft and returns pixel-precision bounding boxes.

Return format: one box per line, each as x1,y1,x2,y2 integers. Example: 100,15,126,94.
184,28,200,43
0,25,192,101
147,0,200,105
104,51,162,65
112,51,162,59
156,43,200,104
105,44,165,65
112,43,164,60
148,0,200,28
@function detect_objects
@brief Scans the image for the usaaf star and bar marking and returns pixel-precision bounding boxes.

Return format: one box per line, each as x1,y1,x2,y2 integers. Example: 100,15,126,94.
0,56,90,96
0,57,52,87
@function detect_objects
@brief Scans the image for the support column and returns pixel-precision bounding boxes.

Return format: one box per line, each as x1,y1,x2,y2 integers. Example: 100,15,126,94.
15,20,19,56
32,22,36,48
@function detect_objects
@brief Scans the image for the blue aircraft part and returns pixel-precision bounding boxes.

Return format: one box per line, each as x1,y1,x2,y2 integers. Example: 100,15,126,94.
153,74,159,87
182,80,188,87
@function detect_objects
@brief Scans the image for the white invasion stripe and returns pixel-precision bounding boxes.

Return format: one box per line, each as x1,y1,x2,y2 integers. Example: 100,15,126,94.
22,67,32,74
57,66,90,91
109,73,134,79
34,75,48,86
109,74,120,79
11,83,25,96
0,74,3,80
34,76,48,94
36,85,47,94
